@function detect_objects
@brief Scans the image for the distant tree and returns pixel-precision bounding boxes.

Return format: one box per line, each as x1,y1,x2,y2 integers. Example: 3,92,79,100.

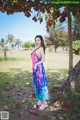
23,41,35,49
72,17,80,41
72,40,80,55
0,34,22,59
45,25,68,52
15,39,22,49
7,34,15,47
0,38,8,60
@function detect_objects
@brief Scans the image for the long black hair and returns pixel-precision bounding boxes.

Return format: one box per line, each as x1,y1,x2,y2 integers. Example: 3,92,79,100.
35,35,46,54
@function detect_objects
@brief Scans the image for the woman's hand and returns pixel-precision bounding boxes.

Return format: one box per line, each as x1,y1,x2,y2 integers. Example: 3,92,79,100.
34,64,38,70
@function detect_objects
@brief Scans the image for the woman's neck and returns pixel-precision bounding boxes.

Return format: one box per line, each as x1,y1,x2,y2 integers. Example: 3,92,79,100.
35,45,41,49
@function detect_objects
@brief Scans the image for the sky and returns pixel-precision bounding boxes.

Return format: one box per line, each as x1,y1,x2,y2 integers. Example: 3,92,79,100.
0,11,47,42
0,7,67,43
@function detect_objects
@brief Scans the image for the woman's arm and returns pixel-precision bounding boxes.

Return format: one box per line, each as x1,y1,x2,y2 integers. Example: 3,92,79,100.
34,47,45,69
36,47,45,65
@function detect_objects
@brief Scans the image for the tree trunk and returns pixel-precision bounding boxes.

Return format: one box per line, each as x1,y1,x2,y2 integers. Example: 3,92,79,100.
61,61,80,92
4,49,7,60
67,5,73,73
54,47,57,52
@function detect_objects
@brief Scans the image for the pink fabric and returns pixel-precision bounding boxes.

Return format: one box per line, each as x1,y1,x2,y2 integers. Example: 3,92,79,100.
31,51,37,71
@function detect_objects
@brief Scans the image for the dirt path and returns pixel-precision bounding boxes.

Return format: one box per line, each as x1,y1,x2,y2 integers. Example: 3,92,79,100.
0,84,64,120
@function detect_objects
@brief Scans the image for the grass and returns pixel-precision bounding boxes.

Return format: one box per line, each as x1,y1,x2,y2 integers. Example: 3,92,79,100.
0,49,80,120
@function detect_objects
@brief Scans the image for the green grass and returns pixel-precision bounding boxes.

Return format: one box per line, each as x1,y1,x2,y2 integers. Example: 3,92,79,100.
0,57,28,61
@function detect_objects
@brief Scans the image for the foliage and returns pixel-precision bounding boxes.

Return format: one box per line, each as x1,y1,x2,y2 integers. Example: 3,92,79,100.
44,24,68,52
0,1,80,30
0,38,8,50
0,34,22,50
15,39,22,49
72,40,80,54
0,34,22,59
60,86,80,114
7,34,15,49
0,38,8,60
23,41,35,48
72,17,80,40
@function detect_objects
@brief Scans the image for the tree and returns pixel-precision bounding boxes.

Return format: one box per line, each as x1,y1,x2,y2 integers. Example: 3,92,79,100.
23,41,35,49
72,40,80,55
15,39,22,49
7,34,15,49
45,24,68,52
67,5,73,73
0,38,8,60
72,17,80,41
0,34,22,59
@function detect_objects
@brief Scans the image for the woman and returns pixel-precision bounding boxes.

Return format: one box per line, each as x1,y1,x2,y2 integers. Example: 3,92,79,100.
31,35,49,110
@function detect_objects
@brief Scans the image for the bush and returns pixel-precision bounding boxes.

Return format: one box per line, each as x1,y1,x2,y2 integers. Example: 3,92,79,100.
23,41,35,48
72,40,80,55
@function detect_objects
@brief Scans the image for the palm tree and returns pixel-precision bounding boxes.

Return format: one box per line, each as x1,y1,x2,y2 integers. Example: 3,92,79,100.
0,38,8,60
15,39,22,49
7,34,15,49
0,34,15,60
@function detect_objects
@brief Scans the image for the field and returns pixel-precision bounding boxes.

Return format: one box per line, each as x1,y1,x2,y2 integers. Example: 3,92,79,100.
0,49,80,120
0,49,80,71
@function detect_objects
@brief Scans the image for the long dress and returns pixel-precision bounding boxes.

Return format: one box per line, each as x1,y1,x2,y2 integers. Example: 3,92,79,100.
31,46,49,102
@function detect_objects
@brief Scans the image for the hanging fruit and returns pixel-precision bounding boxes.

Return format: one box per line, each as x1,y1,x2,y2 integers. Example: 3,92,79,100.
40,7,45,13
34,6,39,11
62,11,67,17
25,11,31,17
32,16,37,22
19,3,23,7
38,17,43,23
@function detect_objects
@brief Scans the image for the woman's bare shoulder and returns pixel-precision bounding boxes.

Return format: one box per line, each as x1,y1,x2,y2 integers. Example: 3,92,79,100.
39,46,43,50
39,47,44,53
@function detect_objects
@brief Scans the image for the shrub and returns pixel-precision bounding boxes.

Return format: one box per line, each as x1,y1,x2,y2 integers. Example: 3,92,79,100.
72,40,80,55
23,41,35,48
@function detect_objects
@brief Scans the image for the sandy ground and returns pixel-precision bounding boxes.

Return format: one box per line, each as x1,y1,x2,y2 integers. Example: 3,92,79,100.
0,49,80,71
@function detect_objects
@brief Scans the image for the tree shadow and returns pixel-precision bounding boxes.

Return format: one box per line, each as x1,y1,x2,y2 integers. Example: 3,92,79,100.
46,68,68,89
0,57,27,61
0,68,68,102
0,68,69,120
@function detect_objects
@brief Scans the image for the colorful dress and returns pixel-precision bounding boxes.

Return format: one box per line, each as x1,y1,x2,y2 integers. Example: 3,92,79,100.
31,47,49,102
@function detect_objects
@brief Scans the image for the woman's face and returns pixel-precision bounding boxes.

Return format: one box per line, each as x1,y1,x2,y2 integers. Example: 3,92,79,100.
35,37,41,46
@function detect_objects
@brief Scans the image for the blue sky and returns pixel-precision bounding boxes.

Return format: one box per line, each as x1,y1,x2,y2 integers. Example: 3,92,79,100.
0,11,47,42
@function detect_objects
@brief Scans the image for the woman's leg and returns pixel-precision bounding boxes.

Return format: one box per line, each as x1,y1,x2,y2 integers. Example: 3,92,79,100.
33,101,42,108
37,101,42,106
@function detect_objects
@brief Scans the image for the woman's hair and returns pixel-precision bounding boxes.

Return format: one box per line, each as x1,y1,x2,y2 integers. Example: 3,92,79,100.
35,35,46,54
